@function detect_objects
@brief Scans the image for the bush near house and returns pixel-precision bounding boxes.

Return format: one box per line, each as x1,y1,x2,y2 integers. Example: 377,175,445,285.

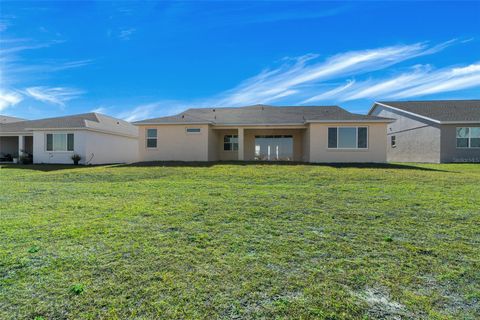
0,163,479,319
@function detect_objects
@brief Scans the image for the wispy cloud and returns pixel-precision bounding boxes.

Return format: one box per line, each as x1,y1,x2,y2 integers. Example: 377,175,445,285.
23,86,84,106
118,28,136,40
0,89,22,111
302,63,480,102
116,101,191,122
211,41,455,107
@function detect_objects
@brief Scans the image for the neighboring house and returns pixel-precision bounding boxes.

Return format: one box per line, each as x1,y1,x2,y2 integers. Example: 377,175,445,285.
133,105,393,163
369,100,480,163
0,113,139,164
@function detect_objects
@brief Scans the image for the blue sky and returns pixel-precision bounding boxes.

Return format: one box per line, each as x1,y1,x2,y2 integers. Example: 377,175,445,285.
1,1,479,121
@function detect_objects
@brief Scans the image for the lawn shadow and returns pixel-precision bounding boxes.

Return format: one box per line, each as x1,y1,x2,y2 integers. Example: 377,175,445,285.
0,164,102,172
115,161,453,172
1,161,455,173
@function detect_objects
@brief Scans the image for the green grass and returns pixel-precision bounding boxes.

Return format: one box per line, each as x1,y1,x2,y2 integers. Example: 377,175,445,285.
0,163,479,319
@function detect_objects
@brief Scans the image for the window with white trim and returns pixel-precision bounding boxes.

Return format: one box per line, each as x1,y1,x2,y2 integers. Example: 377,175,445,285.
456,127,480,148
146,128,157,148
224,135,238,151
328,127,368,149
186,128,201,134
46,133,74,151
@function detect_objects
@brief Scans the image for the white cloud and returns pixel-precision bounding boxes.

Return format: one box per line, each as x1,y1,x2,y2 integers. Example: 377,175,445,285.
118,28,136,40
23,86,83,106
0,89,23,111
302,63,480,102
212,41,455,107
91,107,108,114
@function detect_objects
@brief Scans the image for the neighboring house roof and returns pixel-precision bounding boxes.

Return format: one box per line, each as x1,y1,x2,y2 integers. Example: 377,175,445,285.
370,100,480,123
134,105,392,125
0,113,138,137
0,115,26,124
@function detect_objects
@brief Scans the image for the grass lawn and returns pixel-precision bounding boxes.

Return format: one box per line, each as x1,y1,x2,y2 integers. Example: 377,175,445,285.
0,163,479,319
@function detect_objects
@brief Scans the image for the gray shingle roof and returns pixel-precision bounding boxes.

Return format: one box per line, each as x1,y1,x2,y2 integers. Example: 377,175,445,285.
0,115,26,124
0,113,138,137
134,105,391,125
376,100,480,122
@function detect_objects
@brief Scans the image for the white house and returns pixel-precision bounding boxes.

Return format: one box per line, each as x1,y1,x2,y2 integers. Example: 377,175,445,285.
0,113,139,164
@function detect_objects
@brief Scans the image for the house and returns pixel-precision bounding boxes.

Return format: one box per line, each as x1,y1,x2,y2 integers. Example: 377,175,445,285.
369,100,480,163
133,105,393,163
0,113,139,164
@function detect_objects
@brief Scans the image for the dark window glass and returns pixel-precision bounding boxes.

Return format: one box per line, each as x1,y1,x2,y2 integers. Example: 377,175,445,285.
471,138,480,148
391,135,396,148
46,134,53,151
328,128,337,148
147,139,157,148
224,135,238,151
357,127,368,148
67,134,74,151
147,129,157,138
186,128,201,133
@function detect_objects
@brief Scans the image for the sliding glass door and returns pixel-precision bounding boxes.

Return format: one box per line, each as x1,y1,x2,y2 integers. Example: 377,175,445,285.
254,135,293,161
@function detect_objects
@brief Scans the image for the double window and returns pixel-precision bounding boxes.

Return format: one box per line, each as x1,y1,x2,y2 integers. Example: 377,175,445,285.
456,127,480,148
224,135,238,151
46,133,74,151
328,127,368,149
146,128,157,148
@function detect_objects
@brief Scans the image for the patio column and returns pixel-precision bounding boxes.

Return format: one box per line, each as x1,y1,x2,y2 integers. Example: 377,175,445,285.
18,135,24,157
238,128,244,161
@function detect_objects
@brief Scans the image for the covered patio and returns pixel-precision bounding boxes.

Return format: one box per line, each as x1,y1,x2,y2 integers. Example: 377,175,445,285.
211,127,307,162
0,135,33,163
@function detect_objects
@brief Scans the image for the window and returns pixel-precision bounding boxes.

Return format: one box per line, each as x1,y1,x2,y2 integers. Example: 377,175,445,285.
224,135,238,151
46,133,74,151
327,127,368,149
146,128,157,148
186,128,201,134
391,135,396,148
457,127,480,148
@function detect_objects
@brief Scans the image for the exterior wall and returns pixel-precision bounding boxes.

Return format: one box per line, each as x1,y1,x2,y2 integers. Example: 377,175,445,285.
440,124,480,163
207,126,219,161
32,130,138,164
137,124,210,162
371,106,441,163
33,131,87,164
308,122,388,163
214,129,239,161
0,136,18,156
303,125,310,162
84,131,138,164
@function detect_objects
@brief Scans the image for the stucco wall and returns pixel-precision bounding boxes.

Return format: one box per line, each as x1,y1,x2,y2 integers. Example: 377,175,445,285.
371,106,441,163
308,122,388,163
85,131,139,164
440,124,480,162
214,129,239,161
32,130,138,164
33,131,87,164
137,125,209,162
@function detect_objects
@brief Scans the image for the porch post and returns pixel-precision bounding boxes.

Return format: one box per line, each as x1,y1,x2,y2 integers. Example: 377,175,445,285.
18,135,24,158
238,128,244,161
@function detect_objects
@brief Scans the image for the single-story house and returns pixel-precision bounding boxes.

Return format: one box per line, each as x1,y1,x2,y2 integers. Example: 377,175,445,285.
369,100,480,163
133,104,393,163
0,113,139,164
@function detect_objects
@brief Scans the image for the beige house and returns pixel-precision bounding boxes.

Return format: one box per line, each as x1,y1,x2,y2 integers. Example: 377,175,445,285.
134,105,393,163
